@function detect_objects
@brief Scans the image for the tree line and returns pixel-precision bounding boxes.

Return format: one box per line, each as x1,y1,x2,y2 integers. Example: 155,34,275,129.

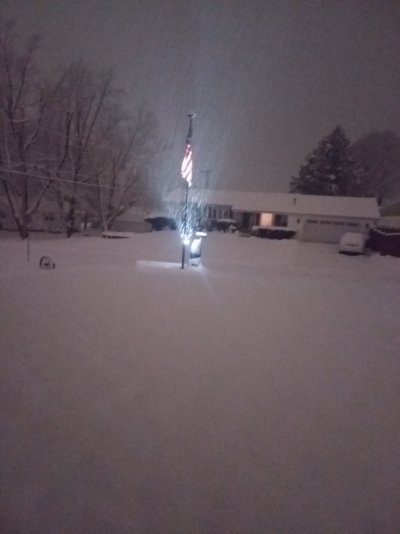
290,126,400,204
0,18,158,239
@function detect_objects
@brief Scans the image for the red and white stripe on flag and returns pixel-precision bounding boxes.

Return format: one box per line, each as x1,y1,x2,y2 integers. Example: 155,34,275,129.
181,144,193,186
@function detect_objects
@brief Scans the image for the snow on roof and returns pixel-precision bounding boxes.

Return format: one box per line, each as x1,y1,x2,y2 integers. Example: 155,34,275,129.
164,188,380,219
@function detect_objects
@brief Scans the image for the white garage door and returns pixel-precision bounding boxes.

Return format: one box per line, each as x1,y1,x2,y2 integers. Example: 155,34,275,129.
303,219,362,243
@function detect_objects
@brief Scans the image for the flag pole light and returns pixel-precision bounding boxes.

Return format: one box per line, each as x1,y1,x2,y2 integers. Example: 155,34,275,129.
180,113,195,269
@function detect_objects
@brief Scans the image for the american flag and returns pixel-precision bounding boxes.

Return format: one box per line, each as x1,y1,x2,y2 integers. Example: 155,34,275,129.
181,125,193,187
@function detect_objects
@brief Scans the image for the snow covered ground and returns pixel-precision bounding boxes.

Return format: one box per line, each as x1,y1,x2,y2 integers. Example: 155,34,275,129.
1,231,399,533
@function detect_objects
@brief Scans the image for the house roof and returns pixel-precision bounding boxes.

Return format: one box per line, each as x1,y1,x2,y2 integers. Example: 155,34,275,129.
164,188,380,219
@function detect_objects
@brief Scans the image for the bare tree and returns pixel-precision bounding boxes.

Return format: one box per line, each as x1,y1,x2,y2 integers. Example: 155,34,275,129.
93,106,158,231
0,18,52,238
45,61,115,236
0,21,160,239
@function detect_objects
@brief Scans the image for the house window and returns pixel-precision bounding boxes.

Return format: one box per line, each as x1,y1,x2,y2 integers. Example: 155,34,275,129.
212,208,217,219
260,213,273,226
333,222,345,225
306,219,318,224
347,222,359,227
320,220,332,225
0,211,5,219
44,213,55,222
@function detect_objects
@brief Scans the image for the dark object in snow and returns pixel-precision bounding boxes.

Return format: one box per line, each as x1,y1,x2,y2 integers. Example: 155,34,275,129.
39,255,55,269
368,227,400,257
145,216,176,231
251,226,296,240
216,219,237,232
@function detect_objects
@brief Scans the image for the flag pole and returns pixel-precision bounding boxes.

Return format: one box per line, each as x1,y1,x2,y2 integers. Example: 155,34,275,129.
181,179,189,269
181,113,194,270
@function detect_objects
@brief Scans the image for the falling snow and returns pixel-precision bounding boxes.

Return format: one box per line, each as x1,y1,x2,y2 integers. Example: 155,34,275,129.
1,1,400,195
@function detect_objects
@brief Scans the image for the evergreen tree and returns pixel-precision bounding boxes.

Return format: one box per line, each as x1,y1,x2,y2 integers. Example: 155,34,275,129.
290,126,356,196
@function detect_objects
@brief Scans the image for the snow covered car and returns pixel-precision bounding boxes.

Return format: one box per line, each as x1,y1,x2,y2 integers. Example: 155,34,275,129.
338,232,367,255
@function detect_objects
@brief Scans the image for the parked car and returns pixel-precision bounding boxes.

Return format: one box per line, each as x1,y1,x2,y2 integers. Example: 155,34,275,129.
216,218,237,232
145,216,176,231
338,232,367,255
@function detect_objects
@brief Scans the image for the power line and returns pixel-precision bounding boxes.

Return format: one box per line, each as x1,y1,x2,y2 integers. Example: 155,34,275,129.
0,167,133,192
3,160,104,183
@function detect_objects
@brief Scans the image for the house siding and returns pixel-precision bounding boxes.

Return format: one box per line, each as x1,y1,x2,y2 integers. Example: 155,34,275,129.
297,216,373,243
0,198,81,234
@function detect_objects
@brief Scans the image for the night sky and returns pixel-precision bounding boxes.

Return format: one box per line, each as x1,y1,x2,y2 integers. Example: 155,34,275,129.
2,0,400,193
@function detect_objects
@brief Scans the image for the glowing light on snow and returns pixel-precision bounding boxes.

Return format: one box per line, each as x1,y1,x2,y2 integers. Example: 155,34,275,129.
190,237,202,254
181,233,191,246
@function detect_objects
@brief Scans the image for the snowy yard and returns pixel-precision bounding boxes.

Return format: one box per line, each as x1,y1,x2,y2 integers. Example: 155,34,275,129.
1,231,399,534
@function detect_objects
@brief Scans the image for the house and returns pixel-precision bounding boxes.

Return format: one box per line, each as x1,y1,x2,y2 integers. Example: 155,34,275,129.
0,195,81,234
164,188,380,244
110,206,152,233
